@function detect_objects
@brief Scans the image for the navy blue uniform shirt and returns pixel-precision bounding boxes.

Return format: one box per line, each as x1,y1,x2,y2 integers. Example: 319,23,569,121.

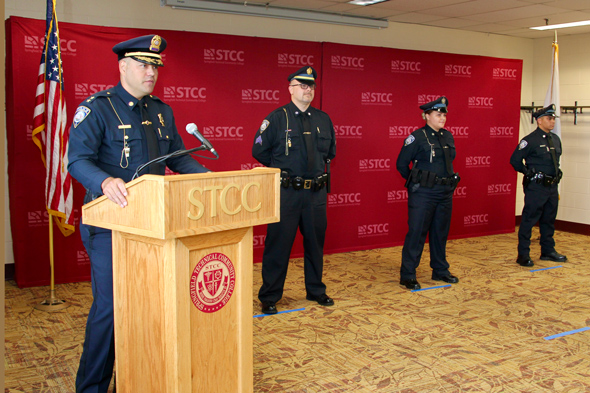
396,124,456,179
252,101,336,178
68,82,207,194
510,127,562,176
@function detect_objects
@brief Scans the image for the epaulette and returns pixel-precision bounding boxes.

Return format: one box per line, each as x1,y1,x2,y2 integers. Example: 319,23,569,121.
84,88,116,105
149,94,163,102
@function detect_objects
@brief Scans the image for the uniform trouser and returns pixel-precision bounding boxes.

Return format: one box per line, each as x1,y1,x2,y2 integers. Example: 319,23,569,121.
258,187,328,303
76,224,115,393
400,183,454,280
518,181,559,256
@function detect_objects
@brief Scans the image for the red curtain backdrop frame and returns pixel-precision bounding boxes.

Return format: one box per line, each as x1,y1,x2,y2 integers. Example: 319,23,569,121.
6,16,522,288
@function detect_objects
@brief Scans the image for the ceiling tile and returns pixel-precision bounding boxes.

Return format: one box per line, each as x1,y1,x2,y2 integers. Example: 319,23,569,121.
387,12,448,23
424,17,485,28
211,0,590,38
422,0,532,18
466,4,573,23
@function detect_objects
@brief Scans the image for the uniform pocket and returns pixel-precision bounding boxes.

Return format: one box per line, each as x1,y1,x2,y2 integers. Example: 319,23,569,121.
317,133,332,153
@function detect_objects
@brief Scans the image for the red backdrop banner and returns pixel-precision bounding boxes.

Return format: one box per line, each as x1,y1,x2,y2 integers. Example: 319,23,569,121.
6,17,522,288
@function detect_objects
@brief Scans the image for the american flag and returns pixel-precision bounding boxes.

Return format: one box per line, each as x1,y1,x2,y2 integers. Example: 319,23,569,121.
32,0,75,236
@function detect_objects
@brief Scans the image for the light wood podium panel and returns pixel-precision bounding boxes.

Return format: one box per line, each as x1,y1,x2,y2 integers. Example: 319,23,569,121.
82,168,280,393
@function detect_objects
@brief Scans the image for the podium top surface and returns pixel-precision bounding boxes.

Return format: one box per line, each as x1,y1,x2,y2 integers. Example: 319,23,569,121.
82,168,280,239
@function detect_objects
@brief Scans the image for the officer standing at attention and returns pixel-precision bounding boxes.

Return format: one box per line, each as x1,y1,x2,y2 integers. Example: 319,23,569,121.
510,104,567,267
252,66,336,314
396,97,461,290
68,35,208,393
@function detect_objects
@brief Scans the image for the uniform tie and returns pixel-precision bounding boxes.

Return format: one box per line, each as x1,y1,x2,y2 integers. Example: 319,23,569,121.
301,112,315,171
139,97,160,174
546,133,559,176
436,131,454,176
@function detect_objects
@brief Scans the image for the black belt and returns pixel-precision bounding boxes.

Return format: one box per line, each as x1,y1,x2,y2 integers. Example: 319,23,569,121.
434,176,456,186
530,172,560,186
281,173,328,191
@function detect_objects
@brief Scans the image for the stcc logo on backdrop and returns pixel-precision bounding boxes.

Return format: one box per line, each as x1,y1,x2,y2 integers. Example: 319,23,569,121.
387,189,408,203
164,86,207,102
468,96,494,109
447,126,469,138
359,158,391,172
24,35,77,55
242,89,281,104
464,214,489,227
334,125,363,138
490,126,514,137
203,48,245,65
493,68,518,80
358,223,390,238
331,55,365,70
389,126,414,139
75,83,115,100
278,53,315,66
203,125,245,141
445,64,472,77
418,94,445,106
361,92,393,106
391,60,421,74
487,184,512,195
328,193,362,207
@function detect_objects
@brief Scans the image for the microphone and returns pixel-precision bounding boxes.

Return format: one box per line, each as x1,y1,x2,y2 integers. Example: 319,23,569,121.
186,123,218,157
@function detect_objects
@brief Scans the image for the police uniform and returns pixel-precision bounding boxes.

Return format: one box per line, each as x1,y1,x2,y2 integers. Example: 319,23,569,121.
395,97,460,290
252,66,336,314
510,104,566,267
67,35,208,393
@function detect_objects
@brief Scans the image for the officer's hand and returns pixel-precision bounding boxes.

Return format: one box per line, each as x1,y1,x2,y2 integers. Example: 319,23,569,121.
101,177,128,208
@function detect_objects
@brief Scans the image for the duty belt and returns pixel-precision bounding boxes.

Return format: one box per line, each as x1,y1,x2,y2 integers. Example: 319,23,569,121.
530,172,560,186
281,173,328,191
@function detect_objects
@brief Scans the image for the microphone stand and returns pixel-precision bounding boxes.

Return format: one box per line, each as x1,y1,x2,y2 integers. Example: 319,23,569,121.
132,146,208,180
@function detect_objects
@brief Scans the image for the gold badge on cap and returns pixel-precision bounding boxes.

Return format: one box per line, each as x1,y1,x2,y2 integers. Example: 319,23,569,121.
150,35,162,52
306,67,312,75
441,97,447,104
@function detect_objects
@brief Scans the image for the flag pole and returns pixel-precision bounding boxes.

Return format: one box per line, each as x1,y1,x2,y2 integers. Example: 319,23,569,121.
35,213,69,311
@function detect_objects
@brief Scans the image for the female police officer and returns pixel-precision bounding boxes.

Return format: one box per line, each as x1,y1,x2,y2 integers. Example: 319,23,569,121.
395,97,460,290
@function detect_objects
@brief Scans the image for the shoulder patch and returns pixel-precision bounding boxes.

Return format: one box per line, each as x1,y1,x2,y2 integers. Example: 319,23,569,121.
73,106,91,128
518,140,528,150
404,135,415,146
260,120,270,134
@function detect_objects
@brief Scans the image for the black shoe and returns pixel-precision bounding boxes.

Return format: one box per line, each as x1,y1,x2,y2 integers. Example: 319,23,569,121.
540,251,567,262
261,301,278,314
400,279,421,290
432,274,459,283
516,255,534,267
306,293,334,306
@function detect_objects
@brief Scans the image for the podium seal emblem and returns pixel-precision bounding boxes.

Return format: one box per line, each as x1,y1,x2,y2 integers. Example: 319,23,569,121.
190,252,236,313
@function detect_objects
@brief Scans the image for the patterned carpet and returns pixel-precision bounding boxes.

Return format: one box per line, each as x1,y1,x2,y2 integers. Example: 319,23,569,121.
5,229,590,392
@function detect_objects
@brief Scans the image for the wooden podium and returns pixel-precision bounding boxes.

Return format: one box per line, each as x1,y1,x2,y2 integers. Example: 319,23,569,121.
82,168,280,393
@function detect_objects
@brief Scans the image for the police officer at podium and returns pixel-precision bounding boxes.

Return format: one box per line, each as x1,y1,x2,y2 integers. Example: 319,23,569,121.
510,104,567,267
252,66,336,314
68,35,208,393
396,96,460,290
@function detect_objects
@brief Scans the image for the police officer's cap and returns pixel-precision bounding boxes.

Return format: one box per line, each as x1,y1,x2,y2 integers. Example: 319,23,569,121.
419,96,448,113
112,35,166,67
533,104,557,119
288,66,317,84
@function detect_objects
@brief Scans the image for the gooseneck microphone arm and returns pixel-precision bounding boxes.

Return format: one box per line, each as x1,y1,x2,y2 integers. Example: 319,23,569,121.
131,123,220,180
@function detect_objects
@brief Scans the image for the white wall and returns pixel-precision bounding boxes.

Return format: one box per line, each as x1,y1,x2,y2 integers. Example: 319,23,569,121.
513,34,590,225
4,0,544,265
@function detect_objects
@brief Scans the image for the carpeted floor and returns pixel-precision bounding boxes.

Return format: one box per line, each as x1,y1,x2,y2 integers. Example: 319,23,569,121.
5,229,590,392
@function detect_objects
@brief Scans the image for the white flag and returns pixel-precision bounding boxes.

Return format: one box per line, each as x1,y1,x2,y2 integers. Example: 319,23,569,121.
543,31,560,137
